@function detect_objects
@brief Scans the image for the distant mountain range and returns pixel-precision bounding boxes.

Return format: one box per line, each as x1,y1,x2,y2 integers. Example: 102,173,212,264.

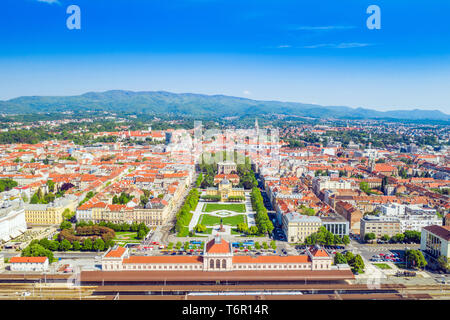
0,90,448,121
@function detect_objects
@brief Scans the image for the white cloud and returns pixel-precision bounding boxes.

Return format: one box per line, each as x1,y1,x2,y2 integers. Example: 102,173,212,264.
335,42,371,49
301,42,372,49
243,90,251,95
37,0,61,4
293,25,356,31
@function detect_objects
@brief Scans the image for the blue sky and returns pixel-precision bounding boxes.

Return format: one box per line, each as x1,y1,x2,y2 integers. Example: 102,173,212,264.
0,0,449,113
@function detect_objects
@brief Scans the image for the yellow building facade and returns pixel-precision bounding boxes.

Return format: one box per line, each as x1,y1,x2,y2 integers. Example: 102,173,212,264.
205,178,245,202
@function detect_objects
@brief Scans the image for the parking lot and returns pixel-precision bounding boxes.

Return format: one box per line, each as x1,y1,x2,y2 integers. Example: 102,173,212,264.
368,252,403,263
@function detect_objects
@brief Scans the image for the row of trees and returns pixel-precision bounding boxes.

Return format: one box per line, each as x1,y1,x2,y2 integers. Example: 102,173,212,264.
365,230,421,244
41,236,111,253
334,251,365,273
201,195,221,202
175,188,200,236
304,226,350,246
76,220,150,239
167,241,205,251
22,236,113,262
200,195,245,202
79,191,96,206
228,196,245,202
237,241,276,250
58,225,116,244
250,187,274,236
195,173,203,187
236,223,259,235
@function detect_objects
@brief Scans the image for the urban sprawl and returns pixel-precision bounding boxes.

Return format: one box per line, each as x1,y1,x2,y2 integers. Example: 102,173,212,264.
0,116,449,300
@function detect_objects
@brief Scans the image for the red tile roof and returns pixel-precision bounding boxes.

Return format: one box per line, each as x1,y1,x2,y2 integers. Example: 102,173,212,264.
105,246,127,258
123,256,202,264
310,247,330,258
205,238,231,254
232,255,310,264
10,257,48,263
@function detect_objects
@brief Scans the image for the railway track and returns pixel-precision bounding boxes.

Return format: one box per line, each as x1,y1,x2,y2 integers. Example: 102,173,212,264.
91,283,406,292
0,283,101,300
0,275,447,300
101,293,431,300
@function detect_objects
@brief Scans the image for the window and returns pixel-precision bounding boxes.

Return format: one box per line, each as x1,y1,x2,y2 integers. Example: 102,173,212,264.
210,259,214,269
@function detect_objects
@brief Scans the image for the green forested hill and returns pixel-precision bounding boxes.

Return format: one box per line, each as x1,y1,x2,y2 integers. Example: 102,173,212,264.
0,90,448,120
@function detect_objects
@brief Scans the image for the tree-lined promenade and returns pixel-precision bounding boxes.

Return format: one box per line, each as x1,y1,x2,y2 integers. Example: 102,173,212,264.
250,187,274,236
175,188,200,237
198,151,257,189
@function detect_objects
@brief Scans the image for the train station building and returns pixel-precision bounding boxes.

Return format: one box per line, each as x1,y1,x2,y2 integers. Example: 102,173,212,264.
101,235,334,272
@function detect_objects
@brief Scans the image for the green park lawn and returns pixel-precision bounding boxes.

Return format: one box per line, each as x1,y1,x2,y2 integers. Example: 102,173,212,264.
199,214,247,226
202,203,246,213
196,227,213,235
113,231,139,242
373,263,392,270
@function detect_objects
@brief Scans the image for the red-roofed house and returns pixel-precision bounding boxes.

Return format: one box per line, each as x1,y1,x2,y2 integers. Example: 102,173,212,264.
371,163,398,176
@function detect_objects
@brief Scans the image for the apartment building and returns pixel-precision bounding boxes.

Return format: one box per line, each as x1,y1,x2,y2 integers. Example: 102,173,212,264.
281,212,322,243
420,225,450,261
312,176,354,195
24,195,78,225
360,215,401,240
335,201,363,234
0,201,27,242
380,203,442,232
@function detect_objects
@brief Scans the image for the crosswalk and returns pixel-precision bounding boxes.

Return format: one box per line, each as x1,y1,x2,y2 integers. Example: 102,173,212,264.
362,247,399,252
359,245,420,253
